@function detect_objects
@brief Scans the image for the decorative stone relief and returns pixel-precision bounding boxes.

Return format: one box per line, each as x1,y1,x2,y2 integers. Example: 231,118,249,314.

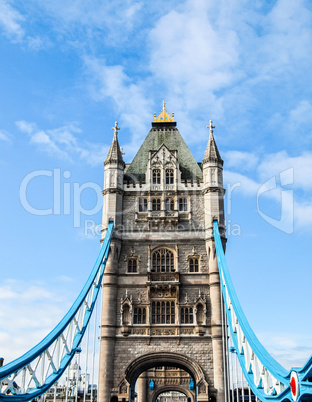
151,328,176,336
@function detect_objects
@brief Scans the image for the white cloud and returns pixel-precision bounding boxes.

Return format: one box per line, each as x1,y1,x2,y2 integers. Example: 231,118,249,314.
258,331,312,370
258,151,312,191
0,0,24,41
0,129,11,141
26,0,143,46
0,279,72,363
224,170,260,197
16,120,109,166
224,151,259,171
84,57,153,152
289,100,312,127
224,149,312,232
16,120,36,134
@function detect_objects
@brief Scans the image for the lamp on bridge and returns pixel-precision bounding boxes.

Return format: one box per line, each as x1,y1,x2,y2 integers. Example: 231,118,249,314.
149,379,155,390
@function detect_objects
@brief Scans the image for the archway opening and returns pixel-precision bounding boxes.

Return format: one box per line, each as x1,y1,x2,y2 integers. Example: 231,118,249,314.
125,353,203,402
133,365,195,402
155,390,188,402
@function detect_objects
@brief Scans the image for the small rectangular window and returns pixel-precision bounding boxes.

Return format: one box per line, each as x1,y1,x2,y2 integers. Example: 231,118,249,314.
128,258,138,273
153,169,161,184
179,198,188,211
139,198,148,212
166,169,174,184
152,198,161,211
189,258,199,272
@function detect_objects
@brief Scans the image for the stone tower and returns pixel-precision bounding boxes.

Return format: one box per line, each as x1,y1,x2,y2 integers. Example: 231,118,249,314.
99,104,227,402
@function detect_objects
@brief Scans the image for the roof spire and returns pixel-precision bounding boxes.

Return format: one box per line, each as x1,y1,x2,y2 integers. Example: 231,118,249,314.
207,120,215,135
203,120,223,165
104,121,125,166
112,121,120,138
154,100,175,123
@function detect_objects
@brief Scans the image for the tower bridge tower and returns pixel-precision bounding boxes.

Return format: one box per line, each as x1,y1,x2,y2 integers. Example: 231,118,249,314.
99,104,227,402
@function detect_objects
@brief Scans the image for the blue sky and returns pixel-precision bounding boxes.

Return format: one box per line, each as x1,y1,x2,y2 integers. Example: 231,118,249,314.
1,0,312,371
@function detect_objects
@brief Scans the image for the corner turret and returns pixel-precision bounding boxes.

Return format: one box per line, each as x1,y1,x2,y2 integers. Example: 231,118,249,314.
202,121,225,229
102,121,125,232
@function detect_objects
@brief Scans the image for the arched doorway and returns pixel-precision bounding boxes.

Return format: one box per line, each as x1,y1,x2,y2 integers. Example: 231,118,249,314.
153,386,191,402
125,352,205,402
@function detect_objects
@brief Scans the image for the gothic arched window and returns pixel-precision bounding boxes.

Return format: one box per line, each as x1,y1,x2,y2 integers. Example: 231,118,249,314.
153,169,161,184
152,198,161,211
166,169,174,184
127,258,137,273
152,248,175,272
165,198,174,211
133,307,146,324
181,307,194,324
152,301,175,324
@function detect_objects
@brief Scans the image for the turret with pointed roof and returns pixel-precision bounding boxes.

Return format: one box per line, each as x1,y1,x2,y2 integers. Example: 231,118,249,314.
105,121,125,167
102,121,125,230
202,119,225,227
203,120,223,165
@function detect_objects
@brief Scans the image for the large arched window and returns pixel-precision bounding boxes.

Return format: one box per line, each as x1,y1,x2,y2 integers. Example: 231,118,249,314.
152,248,175,272
153,169,161,184
152,301,175,324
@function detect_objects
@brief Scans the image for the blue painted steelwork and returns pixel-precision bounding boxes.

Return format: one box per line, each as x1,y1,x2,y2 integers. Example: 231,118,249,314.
0,222,114,401
213,220,312,401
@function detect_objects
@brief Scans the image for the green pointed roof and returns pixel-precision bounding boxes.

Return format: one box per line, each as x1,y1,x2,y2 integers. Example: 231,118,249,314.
126,124,203,181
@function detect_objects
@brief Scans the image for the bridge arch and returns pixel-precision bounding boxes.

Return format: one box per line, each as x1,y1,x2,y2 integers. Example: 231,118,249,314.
151,386,194,402
125,352,206,401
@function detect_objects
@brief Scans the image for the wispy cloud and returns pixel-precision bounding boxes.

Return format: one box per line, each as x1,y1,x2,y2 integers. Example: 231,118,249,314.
16,120,109,165
0,279,73,363
0,0,24,42
0,129,12,142
258,331,312,370
224,149,312,231
84,57,153,156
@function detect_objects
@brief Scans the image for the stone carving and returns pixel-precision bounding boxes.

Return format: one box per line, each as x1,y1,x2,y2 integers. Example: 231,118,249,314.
151,328,176,336
119,380,128,394
133,328,146,335
180,328,194,335
198,379,207,394
150,273,177,282
150,285,177,298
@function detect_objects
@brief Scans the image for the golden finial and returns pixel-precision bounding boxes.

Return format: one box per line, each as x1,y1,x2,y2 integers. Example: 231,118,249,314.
154,100,175,122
